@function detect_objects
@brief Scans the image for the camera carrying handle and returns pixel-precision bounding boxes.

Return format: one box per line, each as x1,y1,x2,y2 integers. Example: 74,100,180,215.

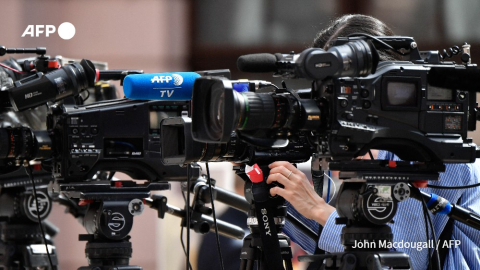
0,46,46,56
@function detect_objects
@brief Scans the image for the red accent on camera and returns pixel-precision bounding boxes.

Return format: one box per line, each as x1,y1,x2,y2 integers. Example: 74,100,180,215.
48,60,60,69
247,164,264,183
79,199,94,206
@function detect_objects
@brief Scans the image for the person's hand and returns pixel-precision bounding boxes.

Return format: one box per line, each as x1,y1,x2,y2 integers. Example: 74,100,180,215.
267,161,335,226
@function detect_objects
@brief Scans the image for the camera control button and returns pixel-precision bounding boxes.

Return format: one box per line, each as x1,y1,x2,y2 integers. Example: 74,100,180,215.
346,113,353,120
340,99,349,108
91,127,98,135
363,101,371,109
361,89,369,98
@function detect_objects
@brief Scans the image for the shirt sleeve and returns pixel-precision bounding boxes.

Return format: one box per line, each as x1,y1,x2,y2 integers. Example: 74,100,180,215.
284,203,345,254
317,210,345,252
283,202,320,254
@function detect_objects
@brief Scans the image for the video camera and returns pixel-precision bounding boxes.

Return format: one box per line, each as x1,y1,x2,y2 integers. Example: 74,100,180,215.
188,35,480,270
0,46,167,182
0,48,251,269
47,98,193,183
191,36,480,178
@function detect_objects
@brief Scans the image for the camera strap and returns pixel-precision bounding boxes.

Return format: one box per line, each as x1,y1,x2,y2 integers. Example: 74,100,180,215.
248,164,285,270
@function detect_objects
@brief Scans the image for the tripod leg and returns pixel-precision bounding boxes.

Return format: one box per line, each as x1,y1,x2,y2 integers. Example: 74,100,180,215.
240,259,247,270
246,260,255,270
239,259,255,270
284,260,293,270
279,235,293,270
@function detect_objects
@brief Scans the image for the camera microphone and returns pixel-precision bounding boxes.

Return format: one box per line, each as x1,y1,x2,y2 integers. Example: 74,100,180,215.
237,39,378,80
236,53,279,73
123,72,201,101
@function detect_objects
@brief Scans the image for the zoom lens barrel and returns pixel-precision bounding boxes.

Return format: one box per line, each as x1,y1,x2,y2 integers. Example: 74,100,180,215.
192,77,321,143
0,127,52,163
8,59,96,111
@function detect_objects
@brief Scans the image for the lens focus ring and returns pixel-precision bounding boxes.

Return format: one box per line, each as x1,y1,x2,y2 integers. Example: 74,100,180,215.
241,92,275,130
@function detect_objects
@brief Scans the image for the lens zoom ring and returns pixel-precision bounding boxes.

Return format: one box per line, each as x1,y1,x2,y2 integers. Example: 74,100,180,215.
243,93,275,130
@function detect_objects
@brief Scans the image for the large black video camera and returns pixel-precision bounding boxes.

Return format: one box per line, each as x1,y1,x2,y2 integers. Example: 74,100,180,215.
46,98,193,183
191,36,480,177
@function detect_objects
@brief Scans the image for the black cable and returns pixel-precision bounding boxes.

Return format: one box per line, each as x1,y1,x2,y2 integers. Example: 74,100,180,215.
205,162,225,270
420,195,441,269
427,182,480,189
180,171,189,269
180,227,193,270
421,196,432,269
81,89,90,102
179,166,192,270
186,164,192,270
439,45,461,60
368,150,374,160
180,227,186,253
24,163,54,269
107,171,115,181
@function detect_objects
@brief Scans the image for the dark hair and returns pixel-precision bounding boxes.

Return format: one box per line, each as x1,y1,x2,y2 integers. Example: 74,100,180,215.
313,14,399,61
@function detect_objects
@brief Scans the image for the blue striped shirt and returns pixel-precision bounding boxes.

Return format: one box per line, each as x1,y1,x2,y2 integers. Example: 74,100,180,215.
283,151,480,270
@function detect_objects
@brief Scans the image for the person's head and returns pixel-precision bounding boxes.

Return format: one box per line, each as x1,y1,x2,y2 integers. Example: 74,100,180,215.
313,14,399,61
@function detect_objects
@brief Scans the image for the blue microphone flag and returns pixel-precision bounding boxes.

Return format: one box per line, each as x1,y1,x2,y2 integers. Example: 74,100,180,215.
123,72,201,100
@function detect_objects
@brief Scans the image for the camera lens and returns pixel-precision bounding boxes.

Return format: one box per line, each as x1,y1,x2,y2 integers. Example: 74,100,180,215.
328,39,378,78
0,128,52,163
192,77,322,143
209,87,225,139
235,92,276,130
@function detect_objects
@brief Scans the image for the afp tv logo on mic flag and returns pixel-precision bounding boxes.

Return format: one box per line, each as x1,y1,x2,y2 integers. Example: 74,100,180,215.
21,22,76,40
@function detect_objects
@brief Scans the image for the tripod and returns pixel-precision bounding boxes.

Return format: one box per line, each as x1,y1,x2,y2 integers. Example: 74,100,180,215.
0,180,58,270
300,160,442,269
240,227,293,270
237,165,293,270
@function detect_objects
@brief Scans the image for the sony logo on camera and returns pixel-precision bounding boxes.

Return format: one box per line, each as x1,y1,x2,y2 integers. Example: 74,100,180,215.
21,22,76,40
261,208,272,236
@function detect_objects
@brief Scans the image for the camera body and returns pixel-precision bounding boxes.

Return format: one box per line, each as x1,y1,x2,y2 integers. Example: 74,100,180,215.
319,60,477,163
47,98,193,182
191,36,480,174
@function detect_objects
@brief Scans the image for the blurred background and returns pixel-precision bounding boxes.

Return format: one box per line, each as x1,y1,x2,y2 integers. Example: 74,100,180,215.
1,0,480,269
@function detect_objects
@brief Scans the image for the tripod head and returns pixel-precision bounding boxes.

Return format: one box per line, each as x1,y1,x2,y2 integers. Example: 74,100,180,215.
56,180,169,270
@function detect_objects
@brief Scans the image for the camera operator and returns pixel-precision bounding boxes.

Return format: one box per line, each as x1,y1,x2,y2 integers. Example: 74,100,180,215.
267,14,480,270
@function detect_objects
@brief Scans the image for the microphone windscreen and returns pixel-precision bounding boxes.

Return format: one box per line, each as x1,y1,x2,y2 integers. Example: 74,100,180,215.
123,72,200,100
237,53,277,73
